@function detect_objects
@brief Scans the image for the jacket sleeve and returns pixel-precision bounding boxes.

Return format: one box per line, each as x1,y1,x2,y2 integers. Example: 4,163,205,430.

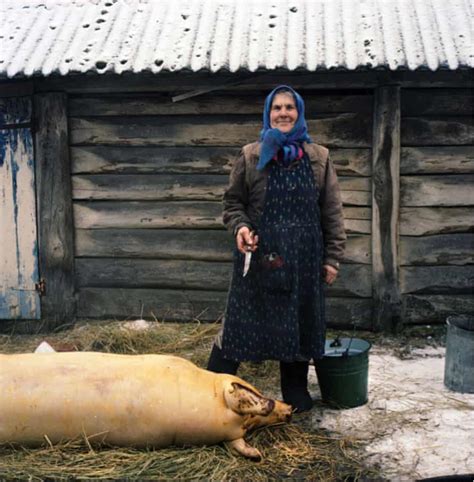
319,155,346,268
222,151,253,236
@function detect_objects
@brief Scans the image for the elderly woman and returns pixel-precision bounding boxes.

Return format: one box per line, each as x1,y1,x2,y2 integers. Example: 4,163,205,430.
207,85,346,412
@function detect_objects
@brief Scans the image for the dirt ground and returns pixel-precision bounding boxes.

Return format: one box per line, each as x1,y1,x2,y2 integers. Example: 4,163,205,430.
0,321,473,480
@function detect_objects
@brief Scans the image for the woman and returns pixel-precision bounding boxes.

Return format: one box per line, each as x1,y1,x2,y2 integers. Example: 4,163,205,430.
207,85,346,412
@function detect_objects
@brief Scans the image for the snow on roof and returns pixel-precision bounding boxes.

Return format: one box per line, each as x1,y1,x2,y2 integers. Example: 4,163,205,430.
0,0,472,78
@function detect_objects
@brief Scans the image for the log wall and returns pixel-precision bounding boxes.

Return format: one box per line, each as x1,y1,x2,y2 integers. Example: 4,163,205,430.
69,88,373,327
399,88,474,324
65,81,473,328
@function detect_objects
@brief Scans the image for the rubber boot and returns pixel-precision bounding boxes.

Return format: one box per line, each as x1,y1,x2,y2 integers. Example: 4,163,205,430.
207,344,240,375
280,361,313,413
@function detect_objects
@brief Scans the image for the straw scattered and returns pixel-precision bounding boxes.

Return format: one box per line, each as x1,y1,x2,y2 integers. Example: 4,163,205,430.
0,320,389,481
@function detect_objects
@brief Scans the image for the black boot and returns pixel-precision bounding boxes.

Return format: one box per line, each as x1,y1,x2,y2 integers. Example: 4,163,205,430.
280,361,313,413
207,344,240,375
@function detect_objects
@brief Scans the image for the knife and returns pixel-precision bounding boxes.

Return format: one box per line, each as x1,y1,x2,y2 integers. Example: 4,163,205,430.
243,249,252,277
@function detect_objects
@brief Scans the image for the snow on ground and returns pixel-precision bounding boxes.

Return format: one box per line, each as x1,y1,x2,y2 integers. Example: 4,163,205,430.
309,346,474,480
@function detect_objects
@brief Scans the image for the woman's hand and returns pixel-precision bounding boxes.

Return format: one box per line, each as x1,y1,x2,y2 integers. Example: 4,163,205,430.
323,264,338,285
236,227,259,254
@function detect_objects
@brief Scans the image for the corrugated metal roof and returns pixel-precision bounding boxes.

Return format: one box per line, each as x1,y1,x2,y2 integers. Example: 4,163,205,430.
0,0,472,78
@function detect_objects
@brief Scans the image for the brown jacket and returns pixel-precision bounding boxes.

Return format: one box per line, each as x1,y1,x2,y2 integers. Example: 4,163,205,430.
222,141,346,269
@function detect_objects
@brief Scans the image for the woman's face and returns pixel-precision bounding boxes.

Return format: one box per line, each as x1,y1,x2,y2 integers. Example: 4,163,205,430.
270,92,298,133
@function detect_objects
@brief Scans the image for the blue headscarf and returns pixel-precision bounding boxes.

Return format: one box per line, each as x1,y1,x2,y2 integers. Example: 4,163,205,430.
257,85,312,171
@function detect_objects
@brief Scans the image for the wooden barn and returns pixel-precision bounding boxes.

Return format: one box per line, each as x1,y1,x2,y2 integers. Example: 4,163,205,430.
0,0,472,332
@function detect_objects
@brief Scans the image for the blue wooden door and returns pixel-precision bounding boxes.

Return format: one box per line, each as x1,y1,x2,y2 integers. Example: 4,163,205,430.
0,96,41,319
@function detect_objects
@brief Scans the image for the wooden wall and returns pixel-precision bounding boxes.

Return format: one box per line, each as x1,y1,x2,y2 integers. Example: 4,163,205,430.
57,77,473,329
68,88,374,328
399,88,474,324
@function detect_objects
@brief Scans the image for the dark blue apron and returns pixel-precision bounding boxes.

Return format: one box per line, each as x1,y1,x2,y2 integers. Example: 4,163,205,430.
221,154,325,362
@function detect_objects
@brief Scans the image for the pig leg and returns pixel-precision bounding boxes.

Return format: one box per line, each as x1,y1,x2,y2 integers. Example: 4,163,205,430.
226,438,262,460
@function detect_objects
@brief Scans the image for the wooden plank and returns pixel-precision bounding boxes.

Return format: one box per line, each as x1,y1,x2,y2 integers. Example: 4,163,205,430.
34,93,76,324
326,298,372,329
77,287,227,321
71,146,239,174
400,207,474,236
69,93,373,116
402,89,473,116
0,127,41,320
72,174,228,201
371,85,401,331
341,192,371,206
74,201,372,233
331,148,371,176
400,266,473,294
400,234,474,265
0,97,32,126
343,235,371,264
344,219,371,234
77,287,372,327
403,294,474,324
75,258,371,298
73,201,223,229
76,259,231,291
75,229,370,264
343,207,371,219
72,174,370,203
70,114,372,148
401,175,474,207
401,146,474,174
34,70,472,94
401,117,474,146
71,145,372,176
327,265,372,297
0,81,34,98
75,229,234,260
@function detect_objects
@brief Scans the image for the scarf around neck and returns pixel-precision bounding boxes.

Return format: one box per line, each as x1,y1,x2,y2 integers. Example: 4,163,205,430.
257,85,312,171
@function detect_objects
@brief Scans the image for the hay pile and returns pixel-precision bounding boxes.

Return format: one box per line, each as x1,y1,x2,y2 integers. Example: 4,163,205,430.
0,321,379,481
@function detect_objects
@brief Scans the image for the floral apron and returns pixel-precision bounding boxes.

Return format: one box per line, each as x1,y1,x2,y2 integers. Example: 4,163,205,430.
221,154,325,362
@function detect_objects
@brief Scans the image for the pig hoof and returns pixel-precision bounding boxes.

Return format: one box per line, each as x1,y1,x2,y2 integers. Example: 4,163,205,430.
226,438,262,460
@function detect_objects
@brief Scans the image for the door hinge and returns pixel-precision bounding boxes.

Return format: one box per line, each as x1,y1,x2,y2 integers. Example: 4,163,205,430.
35,279,46,297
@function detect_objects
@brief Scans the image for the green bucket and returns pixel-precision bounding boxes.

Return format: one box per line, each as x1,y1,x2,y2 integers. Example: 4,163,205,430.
315,337,371,409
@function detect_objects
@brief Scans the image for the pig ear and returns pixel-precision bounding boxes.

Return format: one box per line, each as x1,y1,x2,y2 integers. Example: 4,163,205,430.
224,382,275,416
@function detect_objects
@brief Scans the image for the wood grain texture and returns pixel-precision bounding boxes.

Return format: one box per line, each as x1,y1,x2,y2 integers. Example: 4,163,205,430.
400,266,474,294
77,287,372,327
400,175,474,207
401,117,473,146
34,70,472,94
76,258,371,298
400,234,474,265
400,207,474,236
73,201,372,234
73,201,223,229
71,145,372,177
400,146,474,174
371,85,401,331
72,174,228,201
74,229,371,264
70,114,372,148
0,96,31,126
401,89,473,116
71,174,370,205
34,93,76,324
75,228,234,260
0,127,41,320
69,93,373,116
403,294,474,324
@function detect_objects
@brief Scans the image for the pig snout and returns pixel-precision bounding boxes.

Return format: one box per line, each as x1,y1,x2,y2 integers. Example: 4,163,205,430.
273,399,292,423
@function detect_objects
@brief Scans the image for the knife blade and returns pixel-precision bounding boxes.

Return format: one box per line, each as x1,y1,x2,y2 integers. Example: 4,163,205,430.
243,250,252,277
